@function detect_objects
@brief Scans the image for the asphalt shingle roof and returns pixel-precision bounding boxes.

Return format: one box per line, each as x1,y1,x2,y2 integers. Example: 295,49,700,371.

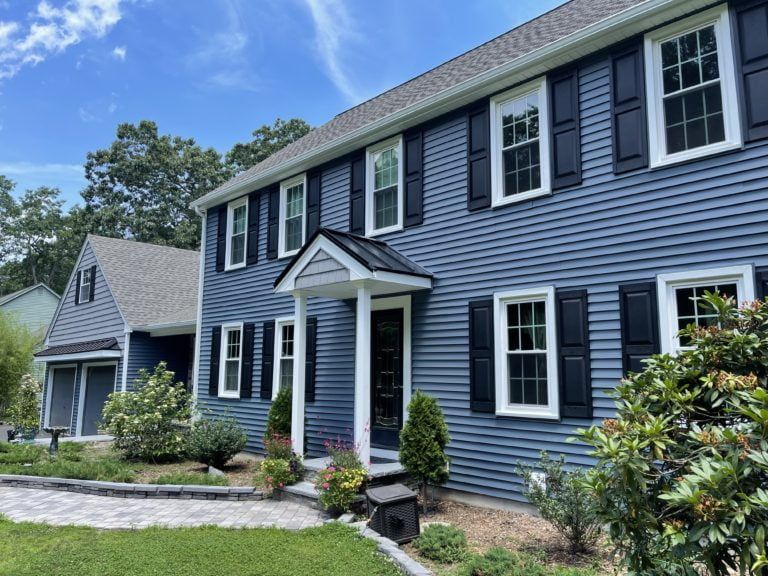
35,337,119,357
216,0,645,196
87,235,199,328
0,283,58,306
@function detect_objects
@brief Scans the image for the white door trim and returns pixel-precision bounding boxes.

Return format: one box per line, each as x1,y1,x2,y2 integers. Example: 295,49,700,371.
75,360,118,436
44,364,77,429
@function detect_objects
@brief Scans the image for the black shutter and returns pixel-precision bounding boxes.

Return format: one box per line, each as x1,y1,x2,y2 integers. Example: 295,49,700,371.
619,282,660,374
549,68,582,189
266,185,279,260
467,102,491,211
260,321,275,400
74,270,82,305
468,299,495,412
246,193,259,266
556,290,592,419
404,130,423,227
756,267,768,300
306,170,322,238
215,206,227,272
349,153,365,234
88,265,96,302
305,317,318,403
733,0,768,142
209,326,222,397
610,43,648,173
240,323,255,399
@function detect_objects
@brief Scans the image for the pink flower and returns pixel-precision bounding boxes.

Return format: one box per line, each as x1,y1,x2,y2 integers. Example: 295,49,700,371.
324,474,331,481
322,482,330,490
278,482,284,488
266,476,273,483
328,466,335,472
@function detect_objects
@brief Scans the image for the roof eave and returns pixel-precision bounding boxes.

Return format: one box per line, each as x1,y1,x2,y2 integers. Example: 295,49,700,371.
191,0,709,211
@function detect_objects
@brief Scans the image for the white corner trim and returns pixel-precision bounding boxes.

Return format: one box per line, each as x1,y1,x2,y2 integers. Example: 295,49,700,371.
657,264,754,354
365,135,404,237
121,330,131,392
272,316,295,400
218,322,244,398
278,173,307,259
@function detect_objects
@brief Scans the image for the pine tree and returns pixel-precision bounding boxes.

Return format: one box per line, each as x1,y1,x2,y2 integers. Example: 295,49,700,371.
264,386,292,439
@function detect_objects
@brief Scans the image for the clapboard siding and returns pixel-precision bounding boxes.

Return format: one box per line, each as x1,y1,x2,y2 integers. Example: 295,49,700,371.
0,286,59,338
126,332,192,391
200,51,768,501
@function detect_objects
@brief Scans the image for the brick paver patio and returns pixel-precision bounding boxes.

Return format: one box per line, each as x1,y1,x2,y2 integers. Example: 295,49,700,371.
0,487,325,530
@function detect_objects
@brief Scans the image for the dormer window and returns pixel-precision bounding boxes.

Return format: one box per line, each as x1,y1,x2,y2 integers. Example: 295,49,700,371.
78,268,92,303
226,198,247,270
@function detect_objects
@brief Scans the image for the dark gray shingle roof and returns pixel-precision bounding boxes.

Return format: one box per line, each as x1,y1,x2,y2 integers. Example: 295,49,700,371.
88,235,199,328
221,0,644,194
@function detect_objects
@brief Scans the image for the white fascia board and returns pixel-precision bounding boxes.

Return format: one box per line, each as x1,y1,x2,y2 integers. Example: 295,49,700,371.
36,350,122,363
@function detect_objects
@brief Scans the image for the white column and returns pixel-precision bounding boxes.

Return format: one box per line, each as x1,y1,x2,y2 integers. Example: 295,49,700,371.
291,294,307,455
354,285,372,468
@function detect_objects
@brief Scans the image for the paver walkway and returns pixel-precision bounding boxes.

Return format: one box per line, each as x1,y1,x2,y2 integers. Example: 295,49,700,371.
0,487,325,530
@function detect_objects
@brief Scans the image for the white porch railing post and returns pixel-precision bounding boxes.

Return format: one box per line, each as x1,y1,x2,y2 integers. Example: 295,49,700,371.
355,285,372,468
291,294,307,455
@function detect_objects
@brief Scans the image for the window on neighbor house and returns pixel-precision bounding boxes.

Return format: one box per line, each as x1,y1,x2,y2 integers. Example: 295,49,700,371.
657,266,754,354
494,286,559,419
279,175,306,258
226,198,247,270
645,6,741,167
491,78,551,207
219,324,242,397
273,318,294,399
366,136,403,236
78,268,92,303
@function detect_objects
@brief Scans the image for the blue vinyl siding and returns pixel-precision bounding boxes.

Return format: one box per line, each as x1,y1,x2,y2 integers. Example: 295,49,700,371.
200,53,768,501
126,332,192,391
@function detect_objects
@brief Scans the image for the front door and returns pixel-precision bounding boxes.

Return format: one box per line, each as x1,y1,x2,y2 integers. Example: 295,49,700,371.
81,365,116,436
371,309,404,449
49,367,76,429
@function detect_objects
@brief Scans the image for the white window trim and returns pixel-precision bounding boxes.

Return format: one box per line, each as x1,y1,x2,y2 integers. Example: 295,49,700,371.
644,5,742,169
657,265,754,354
493,286,559,419
218,322,244,398
224,197,248,271
278,174,307,259
365,135,404,237
272,316,295,400
490,77,551,208
79,268,91,303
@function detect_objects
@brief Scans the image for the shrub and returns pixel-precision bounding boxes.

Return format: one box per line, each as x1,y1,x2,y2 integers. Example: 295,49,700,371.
6,374,41,432
578,292,768,575
0,444,44,464
324,436,362,469
414,523,468,564
399,390,450,510
101,362,192,463
187,415,247,469
0,458,136,482
516,452,601,553
0,311,36,418
256,458,301,492
263,432,294,460
150,473,229,486
314,465,367,513
462,548,598,576
264,386,292,438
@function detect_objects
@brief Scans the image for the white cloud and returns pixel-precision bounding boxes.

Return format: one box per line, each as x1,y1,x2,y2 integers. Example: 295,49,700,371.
0,161,86,205
111,44,125,60
0,0,124,80
78,106,98,122
301,0,363,105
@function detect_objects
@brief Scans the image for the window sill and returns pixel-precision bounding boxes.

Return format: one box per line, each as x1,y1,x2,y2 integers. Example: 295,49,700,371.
278,248,300,260
492,188,551,209
650,140,742,170
224,262,246,272
217,391,241,399
495,406,559,420
366,223,403,238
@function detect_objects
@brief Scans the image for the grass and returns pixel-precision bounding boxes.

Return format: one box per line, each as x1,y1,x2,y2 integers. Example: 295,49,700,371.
417,548,601,576
0,516,402,576
149,472,229,486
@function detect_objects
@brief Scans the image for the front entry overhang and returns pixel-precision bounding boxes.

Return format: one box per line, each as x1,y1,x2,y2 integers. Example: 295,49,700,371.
273,228,433,467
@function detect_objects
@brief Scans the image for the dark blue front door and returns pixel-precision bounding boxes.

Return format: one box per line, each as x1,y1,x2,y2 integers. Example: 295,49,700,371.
370,309,404,449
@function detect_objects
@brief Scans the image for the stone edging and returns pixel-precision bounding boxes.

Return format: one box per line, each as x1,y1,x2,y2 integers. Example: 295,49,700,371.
0,474,263,501
353,522,433,576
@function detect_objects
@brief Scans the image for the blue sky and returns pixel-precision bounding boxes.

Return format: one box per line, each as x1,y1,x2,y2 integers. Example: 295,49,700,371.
0,0,564,206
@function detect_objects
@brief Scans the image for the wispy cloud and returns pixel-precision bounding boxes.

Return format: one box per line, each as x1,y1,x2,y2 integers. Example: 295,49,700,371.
78,106,97,122
111,44,126,60
0,0,124,80
0,161,86,202
301,0,363,105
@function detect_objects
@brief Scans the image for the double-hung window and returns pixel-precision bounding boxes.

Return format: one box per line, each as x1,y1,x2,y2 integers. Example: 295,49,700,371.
219,323,243,397
279,175,306,258
366,136,403,236
490,78,550,207
657,266,754,354
272,318,295,399
78,268,92,303
226,198,247,270
494,286,559,419
645,6,741,167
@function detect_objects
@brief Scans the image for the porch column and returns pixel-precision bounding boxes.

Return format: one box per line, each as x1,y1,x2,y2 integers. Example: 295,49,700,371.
291,294,307,455
355,285,372,468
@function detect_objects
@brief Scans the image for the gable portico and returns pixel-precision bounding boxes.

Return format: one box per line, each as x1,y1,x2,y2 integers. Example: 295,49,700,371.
274,228,432,467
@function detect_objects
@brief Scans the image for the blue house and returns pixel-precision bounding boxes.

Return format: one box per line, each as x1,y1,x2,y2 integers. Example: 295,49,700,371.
191,0,768,503
36,235,199,437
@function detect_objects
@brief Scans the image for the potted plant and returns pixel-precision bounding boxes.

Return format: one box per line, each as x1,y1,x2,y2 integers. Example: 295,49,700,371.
7,374,41,442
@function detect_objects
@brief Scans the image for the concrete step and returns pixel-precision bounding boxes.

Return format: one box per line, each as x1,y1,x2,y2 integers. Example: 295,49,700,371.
275,481,321,509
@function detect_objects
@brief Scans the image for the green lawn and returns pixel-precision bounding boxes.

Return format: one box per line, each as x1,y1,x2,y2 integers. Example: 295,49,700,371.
0,516,402,576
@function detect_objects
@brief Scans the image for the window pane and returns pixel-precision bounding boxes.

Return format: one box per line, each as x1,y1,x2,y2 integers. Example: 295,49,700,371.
684,90,704,120
280,358,293,390
286,184,304,219
374,147,398,191
661,38,679,68
225,360,239,391
686,118,707,149
374,186,398,229
285,216,302,252
679,31,698,61
503,142,540,197
231,234,245,265
676,287,696,317
232,205,246,235
681,59,701,89
281,324,294,357
663,66,681,95
701,54,719,83
665,96,684,126
666,124,686,154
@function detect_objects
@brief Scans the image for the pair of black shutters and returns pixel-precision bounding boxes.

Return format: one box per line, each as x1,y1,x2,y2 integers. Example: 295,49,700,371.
467,68,582,210
213,174,322,271
468,290,591,419
349,130,424,234
207,319,317,401
74,265,97,305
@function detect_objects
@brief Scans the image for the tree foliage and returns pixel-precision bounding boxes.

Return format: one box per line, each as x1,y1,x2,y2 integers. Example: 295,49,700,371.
579,292,768,576
0,312,36,417
225,118,311,174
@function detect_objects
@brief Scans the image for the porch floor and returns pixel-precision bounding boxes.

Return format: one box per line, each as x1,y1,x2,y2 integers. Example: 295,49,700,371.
303,457,405,479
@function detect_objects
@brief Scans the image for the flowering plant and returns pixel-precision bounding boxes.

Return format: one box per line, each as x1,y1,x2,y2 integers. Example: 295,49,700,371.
323,436,363,470
314,465,368,512
7,374,41,432
263,432,294,460
257,457,302,492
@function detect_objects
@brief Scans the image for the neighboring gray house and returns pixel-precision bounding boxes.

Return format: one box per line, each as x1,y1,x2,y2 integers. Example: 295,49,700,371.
0,283,60,339
191,0,768,503
36,235,199,436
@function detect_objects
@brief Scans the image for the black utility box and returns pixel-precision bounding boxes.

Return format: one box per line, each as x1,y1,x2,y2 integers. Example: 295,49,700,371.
366,484,420,544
